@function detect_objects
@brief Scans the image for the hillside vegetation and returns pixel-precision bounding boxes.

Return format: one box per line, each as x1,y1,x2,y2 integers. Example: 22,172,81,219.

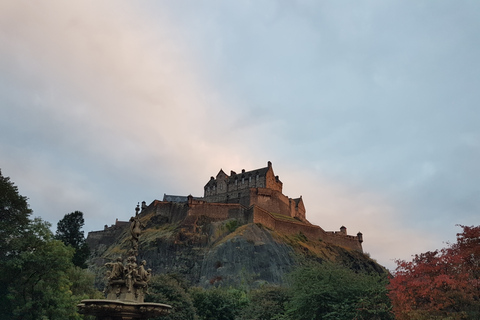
87,214,386,289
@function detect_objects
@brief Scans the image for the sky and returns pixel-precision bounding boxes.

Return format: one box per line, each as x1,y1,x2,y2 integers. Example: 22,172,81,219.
1,0,479,271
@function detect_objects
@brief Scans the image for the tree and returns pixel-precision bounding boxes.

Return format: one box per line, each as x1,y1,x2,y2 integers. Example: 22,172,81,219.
0,169,32,259
147,273,198,320
190,287,248,320
0,170,98,319
56,211,90,268
240,285,289,320
2,218,83,320
284,262,393,320
0,169,35,317
388,225,480,319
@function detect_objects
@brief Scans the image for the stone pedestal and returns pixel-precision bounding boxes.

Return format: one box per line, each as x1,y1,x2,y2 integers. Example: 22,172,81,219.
77,299,171,320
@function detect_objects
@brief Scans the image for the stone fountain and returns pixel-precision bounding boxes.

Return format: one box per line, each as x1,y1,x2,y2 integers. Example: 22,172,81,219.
78,204,171,320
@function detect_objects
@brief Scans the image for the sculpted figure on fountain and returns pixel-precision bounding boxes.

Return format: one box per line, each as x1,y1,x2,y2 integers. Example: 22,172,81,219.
103,204,152,303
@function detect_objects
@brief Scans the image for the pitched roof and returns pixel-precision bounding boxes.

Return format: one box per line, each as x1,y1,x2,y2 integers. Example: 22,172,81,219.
228,166,269,181
205,162,278,187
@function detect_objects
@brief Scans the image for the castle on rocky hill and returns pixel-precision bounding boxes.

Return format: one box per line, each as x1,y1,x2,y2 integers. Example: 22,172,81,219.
91,161,363,252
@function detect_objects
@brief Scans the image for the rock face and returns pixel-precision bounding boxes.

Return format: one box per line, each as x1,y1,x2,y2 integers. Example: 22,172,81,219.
198,223,295,287
87,215,385,289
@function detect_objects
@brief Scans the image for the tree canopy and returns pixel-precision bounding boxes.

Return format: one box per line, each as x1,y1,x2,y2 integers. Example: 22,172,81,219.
388,225,480,319
55,211,90,268
0,169,100,320
0,169,32,260
285,262,393,320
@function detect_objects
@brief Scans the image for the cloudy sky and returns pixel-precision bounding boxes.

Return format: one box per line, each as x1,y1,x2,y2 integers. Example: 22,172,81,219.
1,0,479,271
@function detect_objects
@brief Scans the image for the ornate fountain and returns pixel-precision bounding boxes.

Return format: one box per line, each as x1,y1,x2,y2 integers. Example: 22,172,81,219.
78,204,171,319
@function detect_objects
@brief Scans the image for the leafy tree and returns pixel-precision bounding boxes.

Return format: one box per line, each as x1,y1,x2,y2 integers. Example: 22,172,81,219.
240,285,289,320
147,273,198,320
190,287,248,320
0,169,32,259
67,266,104,300
388,225,480,320
3,218,82,320
284,262,393,320
0,169,34,317
0,170,98,320
56,211,90,268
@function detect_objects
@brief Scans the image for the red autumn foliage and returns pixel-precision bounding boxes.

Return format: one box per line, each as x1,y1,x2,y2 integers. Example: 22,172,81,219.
388,225,480,319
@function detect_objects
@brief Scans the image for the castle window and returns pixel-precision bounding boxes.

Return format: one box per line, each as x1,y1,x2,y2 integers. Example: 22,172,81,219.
213,185,216,191
242,178,245,184
235,179,238,185
256,174,259,180
249,176,252,183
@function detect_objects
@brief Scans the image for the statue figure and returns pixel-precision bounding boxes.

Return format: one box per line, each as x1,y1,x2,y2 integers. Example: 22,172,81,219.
129,216,144,254
105,257,124,280
103,271,112,294
136,260,149,282
125,256,138,293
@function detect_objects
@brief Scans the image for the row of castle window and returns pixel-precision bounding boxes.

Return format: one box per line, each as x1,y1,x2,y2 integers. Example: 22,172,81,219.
236,175,258,185
207,175,260,191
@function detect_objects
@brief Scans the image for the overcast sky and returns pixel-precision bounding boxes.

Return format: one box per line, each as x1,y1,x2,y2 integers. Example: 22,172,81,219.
1,0,479,271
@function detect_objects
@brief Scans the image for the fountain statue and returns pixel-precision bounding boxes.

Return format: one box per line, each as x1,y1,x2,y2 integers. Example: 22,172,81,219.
77,204,171,319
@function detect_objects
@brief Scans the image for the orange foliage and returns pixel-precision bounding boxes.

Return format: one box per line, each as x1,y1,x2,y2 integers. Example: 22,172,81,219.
388,225,480,319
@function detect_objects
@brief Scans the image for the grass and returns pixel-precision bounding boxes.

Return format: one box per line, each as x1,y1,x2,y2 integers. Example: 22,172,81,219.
270,212,301,223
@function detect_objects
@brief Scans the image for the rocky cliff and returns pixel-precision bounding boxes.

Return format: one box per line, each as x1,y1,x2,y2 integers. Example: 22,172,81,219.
87,211,385,289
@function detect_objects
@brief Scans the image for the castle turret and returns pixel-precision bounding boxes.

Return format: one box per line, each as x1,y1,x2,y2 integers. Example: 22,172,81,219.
357,232,363,243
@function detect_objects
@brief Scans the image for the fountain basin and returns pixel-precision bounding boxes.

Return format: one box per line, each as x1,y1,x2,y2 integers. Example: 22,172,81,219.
78,299,172,319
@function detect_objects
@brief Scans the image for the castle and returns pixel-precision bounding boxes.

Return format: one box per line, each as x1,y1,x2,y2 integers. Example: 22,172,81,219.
90,161,363,252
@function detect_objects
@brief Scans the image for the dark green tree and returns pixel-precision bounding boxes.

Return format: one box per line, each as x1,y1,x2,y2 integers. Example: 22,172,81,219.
56,211,90,268
147,273,198,320
0,170,98,319
284,262,393,320
240,285,289,320
0,169,34,317
0,169,32,259
190,287,248,320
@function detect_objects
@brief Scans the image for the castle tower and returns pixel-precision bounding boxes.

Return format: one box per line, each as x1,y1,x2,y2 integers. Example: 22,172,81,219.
203,161,306,221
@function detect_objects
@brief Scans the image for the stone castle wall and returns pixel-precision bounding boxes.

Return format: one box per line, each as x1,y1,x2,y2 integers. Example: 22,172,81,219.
186,200,248,224
88,200,363,253
251,205,363,251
